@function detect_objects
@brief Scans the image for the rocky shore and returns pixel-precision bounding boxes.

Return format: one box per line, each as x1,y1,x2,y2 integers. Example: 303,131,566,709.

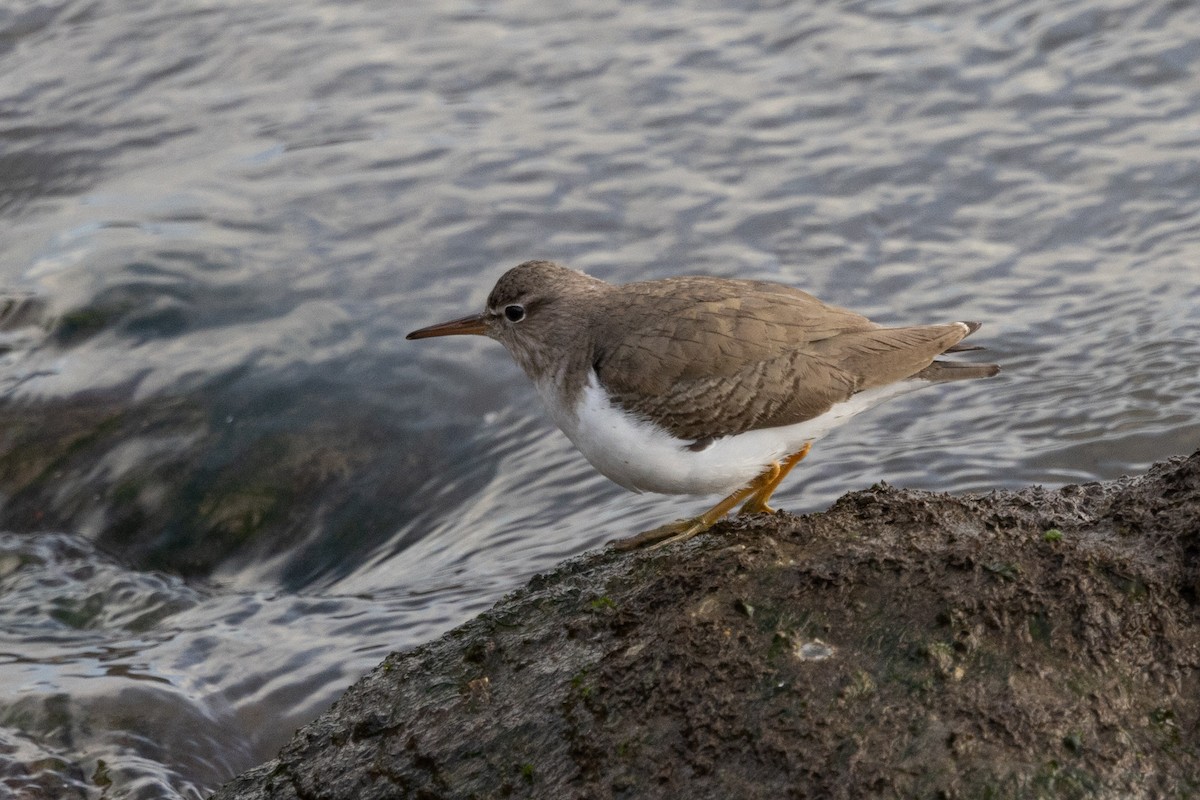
213,452,1199,799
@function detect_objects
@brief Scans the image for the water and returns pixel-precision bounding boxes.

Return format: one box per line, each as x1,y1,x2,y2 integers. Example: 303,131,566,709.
1,0,1198,796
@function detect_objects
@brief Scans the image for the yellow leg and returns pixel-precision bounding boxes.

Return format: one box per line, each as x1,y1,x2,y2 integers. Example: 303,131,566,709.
610,460,786,552
739,442,812,516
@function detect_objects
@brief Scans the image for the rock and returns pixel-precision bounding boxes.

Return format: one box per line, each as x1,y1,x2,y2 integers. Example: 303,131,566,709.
212,452,1200,799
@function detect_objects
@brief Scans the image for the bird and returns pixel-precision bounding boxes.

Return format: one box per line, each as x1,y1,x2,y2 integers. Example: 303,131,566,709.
407,260,999,549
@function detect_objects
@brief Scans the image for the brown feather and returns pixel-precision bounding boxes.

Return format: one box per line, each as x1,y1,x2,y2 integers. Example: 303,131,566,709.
478,262,999,442
591,277,995,440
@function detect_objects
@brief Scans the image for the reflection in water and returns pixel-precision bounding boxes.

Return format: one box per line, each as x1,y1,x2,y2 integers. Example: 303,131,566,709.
1,0,1199,796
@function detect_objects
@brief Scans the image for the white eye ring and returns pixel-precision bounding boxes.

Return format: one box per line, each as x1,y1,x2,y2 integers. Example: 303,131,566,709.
504,304,525,322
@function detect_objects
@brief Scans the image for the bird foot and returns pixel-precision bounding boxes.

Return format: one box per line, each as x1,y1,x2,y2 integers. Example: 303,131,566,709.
737,498,776,516
608,516,712,551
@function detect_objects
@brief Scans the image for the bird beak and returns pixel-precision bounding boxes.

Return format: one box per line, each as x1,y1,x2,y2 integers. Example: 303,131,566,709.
406,312,488,339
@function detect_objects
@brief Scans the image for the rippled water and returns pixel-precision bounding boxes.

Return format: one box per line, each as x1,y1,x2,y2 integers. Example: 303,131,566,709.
1,0,1198,796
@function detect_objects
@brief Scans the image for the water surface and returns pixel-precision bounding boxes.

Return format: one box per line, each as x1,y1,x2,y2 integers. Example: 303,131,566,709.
1,0,1198,796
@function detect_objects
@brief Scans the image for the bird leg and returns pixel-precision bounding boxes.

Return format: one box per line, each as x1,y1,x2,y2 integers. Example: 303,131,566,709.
609,462,784,551
738,442,812,515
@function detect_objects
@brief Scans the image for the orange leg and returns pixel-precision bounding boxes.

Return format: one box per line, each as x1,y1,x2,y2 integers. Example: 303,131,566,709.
610,462,782,551
610,442,814,551
739,442,812,516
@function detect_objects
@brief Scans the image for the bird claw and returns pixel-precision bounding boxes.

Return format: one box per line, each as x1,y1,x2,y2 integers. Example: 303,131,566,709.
608,517,709,551
738,499,776,516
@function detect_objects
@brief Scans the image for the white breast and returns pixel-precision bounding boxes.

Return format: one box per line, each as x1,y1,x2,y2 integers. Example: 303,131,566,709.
533,369,918,497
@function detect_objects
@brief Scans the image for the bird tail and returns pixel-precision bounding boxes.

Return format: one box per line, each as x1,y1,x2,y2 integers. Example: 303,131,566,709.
915,360,1001,382
916,321,1000,381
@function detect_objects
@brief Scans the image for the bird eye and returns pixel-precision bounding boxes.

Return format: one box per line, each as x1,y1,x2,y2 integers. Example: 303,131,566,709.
504,304,525,322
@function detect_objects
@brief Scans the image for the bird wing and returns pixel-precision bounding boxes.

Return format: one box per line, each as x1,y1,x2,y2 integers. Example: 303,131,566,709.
592,277,975,441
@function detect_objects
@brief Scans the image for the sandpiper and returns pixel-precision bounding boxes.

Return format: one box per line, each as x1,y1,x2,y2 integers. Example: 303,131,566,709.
407,260,999,549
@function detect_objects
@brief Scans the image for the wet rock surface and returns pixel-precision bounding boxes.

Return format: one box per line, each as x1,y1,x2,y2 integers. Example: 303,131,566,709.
213,452,1200,800
0,392,446,586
